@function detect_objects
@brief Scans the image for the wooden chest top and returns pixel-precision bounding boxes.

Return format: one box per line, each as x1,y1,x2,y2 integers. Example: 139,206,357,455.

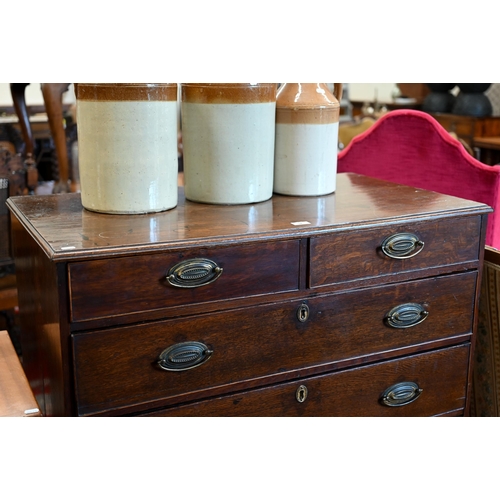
6,173,490,262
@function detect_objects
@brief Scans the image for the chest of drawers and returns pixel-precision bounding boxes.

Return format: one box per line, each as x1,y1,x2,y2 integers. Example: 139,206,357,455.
7,173,491,417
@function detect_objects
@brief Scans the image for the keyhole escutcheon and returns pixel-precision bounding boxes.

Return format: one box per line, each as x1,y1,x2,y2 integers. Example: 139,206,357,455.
297,303,310,323
296,385,308,403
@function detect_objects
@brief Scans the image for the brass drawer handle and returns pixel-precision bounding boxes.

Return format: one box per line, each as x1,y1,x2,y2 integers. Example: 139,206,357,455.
381,232,424,259
166,258,223,288
157,341,213,371
380,381,423,407
385,303,429,329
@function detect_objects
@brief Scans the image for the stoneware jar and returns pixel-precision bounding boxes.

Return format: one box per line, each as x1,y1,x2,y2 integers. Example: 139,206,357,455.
75,83,178,214
273,83,342,196
181,83,277,205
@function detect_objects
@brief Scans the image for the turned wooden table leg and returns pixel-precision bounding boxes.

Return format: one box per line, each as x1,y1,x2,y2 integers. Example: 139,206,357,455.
9,83,35,158
41,83,76,193
9,84,38,192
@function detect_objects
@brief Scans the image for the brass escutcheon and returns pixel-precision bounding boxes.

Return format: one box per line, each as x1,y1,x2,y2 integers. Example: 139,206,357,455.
296,385,308,403
297,303,310,323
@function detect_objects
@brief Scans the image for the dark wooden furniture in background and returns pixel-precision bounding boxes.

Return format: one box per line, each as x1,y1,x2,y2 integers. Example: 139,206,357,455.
0,330,41,417
9,83,78,193
1,103,73,151
1,143,38,273
473,136,500,165
351,100,422,118
7,173,490,417
397,83,431,101
430,113,500,150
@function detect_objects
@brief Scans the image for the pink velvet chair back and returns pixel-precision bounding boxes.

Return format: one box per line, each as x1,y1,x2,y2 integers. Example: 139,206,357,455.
337,109,500,249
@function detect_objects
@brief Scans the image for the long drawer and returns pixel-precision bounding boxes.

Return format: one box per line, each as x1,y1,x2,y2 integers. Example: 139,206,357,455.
143,344,470,417
72,272,476,415
310,216,481,287
68,239,301,322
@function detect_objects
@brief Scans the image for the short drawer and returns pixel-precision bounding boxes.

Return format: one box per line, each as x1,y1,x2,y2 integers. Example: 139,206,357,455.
310,216,481,288
145,344,470,416
68,239,300,322
72,272,475,416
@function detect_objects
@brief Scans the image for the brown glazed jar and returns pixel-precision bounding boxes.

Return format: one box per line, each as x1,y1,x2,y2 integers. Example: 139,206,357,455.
273,83,342,196
75,83,178,214
181,83,277,204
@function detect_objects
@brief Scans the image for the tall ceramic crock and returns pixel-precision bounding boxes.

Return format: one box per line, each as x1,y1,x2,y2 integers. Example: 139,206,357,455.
181,83,277,205
273,83,342,196
75,83,178,214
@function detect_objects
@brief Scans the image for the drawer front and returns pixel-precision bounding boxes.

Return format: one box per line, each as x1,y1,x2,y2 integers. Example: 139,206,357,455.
147,344,470,417
310,216,481,288
72,272,475,415
68,240,300,322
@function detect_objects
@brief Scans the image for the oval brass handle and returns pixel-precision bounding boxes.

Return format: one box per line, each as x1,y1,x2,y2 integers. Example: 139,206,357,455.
166,258,223,288
385,303,429,329
157,341,213,372
381,233,424,259
380,381,423,407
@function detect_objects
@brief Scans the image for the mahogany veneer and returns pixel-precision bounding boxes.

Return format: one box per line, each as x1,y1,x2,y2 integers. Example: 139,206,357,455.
6,173,491,417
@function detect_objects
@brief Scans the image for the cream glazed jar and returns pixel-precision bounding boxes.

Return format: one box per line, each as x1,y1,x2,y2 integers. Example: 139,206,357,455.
75,83,178,214
181,83,277,205
273,83,342,196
